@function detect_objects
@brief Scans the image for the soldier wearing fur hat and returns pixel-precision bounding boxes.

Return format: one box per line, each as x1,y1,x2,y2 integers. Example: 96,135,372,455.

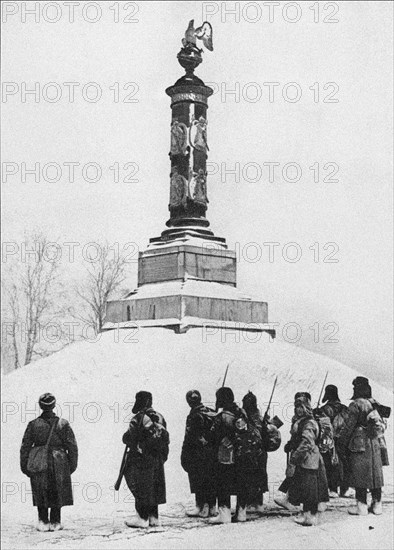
314,384,349,497
181,390,217,518
20,393,78,532
337,377,385,516
277,392,329,526
209,387,247,524
122,391,169,529
241,391,269,514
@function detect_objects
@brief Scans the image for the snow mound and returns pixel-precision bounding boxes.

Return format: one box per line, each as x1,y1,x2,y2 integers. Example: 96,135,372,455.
2,328,393,519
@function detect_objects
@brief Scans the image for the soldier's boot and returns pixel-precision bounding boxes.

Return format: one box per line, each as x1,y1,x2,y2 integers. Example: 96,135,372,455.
255,495,265,514
317,502,327,512
186,506,201,517
302,512,318,526
236,507,247,522
369,500,383,515
339,486,349,498
198,504,209,518
294,513,306,524
208,506,231,524
209,505,218,517
49,523,63,531
348,501,368,516
148,515,162,527
125,512,149,528
36,521,50,532
274,493,299,512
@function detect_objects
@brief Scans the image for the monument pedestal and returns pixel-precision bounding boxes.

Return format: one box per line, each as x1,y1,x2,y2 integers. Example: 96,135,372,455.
104,234,274,336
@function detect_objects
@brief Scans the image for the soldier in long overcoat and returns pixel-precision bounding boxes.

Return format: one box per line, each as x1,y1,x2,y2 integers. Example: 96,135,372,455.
337,377,384,515
181,390,217,518
20,393,78,532
122,391,169,528
315,384,349,496
241,391,269,513
209,387,247,524
278,392,329,526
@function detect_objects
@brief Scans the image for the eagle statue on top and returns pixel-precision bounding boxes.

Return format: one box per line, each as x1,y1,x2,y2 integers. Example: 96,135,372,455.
182,20,213,52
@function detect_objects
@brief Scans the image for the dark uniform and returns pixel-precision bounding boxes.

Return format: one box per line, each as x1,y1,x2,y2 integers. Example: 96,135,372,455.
209,387,247,523
123,391,169,528
242,392,269,510
181,390,216,516
20,393,78,530
315,385,349,496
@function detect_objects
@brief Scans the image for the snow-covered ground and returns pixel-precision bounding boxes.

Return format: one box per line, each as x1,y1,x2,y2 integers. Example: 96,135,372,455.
2,328,393,549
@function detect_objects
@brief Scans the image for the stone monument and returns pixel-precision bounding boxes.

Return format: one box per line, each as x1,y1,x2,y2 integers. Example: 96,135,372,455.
104,20,274,336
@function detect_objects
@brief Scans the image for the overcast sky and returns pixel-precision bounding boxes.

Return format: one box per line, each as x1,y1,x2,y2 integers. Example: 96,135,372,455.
1,1,393,385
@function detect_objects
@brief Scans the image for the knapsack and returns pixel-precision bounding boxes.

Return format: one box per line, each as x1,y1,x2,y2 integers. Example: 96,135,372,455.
138,410,169,460
332,404,349,438
264,422,282,452
198,408,216,445
316,415,334,454
233,414,263,469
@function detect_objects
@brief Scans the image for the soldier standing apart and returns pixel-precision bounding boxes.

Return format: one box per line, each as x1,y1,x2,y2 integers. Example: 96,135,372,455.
181,390,217,518
314,384,349,496
278,392,329,526
122,391,169,528
20,393,78,532
337,377,385,515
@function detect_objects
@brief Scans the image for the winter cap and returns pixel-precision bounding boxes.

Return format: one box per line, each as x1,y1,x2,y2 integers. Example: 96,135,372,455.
322,385,339,403
39,393,56,410
352,376,369,387
186,390,201,407
351,382,372,400
294,391,311,402
215,387,234,409
242,391,257,411
132,391,153,414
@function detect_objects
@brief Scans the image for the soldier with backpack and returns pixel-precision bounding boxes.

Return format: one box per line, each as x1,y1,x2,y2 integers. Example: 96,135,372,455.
314,384,349,497
181,390,217,518
242,391,281,513
337,377,386,516
122,391,169,528
233,398,265,521
209,387,248,524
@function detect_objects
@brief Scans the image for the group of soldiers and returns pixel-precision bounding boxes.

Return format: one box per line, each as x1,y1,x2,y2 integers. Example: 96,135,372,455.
20,376,389,532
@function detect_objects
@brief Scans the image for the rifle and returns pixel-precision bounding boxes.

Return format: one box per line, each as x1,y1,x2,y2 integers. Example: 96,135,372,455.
316,370,329,409
222,362,231,387
263,376,278,422
114,445,130,491
114,406,147,491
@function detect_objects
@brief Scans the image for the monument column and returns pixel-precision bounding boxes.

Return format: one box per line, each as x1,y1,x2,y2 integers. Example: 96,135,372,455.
104,21,274,337
151,20,225,245
166,54,212,228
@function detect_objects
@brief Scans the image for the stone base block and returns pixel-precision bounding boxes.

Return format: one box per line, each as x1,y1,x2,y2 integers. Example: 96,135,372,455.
104,280,274,336
138,244,236,286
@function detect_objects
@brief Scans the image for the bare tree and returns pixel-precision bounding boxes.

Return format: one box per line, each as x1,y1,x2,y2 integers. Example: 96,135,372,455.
72,243,128,335
4,283,21,369
2,231,62,369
